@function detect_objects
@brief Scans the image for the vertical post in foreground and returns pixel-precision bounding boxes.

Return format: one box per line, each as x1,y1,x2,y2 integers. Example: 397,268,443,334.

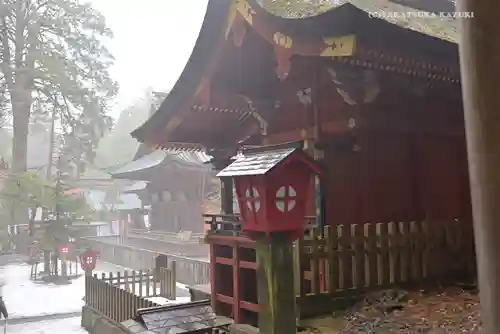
458,1,500,331
255,233,297,334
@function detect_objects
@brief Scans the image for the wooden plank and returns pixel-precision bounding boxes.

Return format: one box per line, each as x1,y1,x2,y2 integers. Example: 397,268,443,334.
171,261,177,299
420,220,430,279
352,224,365,289
152,269,157,296
292,243,300,295
108,272,113,317
124,270,129,291
428,222,442,279
132,271,137,295
410,221,423,282
388,222,400,285
338,225,351,290
399,221,411,283
146,270,152,297
297,235,307,296
325,225,338,293
233,242,240,323
378,223,390,287
310,228,321,294
365,223,378,288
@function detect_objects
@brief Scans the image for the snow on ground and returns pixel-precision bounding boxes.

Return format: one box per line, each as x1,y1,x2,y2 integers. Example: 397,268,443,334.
3,260,190,319
5,317,86,334
0,258,192,332
2,264,85,318
2,261,138,318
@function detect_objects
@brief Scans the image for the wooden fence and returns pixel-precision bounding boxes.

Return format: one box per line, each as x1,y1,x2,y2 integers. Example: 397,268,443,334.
166,254,210,286
125,229,209,257
85,274,161,323
79,237,211,286
99,264,176,300
296,220,475,316
205,215,475,321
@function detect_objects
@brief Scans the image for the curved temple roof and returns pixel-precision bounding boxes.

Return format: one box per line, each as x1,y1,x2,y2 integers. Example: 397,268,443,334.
110,149,212,179
131,0,459,148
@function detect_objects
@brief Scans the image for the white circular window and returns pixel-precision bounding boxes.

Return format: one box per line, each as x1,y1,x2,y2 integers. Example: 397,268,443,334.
275,185,297,212
244,187,260,213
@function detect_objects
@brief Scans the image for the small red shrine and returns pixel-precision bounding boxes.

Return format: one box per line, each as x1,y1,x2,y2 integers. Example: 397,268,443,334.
129,0,473,330
57,243,74,260
80,249,99,272
218,145,322,239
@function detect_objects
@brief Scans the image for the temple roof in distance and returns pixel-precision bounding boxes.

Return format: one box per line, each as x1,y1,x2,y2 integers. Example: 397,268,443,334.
110,149,212,178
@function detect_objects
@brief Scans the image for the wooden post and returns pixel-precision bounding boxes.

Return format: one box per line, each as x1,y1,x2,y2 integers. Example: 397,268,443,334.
208,149,235,214
221,177,234,214
457,1,500,331
255,233,297,334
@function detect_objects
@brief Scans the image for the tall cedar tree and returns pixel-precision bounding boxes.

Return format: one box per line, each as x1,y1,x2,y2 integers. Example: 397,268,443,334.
0,0,118,173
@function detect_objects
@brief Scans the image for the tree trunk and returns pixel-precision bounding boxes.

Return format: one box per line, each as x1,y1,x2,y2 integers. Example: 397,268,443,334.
10,84,31,225
11,85,30,173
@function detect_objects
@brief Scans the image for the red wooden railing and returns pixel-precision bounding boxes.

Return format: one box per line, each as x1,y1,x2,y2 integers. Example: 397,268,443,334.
203,214,320,326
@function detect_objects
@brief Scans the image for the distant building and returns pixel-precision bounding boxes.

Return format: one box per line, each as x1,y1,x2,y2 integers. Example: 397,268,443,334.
110,147,212,233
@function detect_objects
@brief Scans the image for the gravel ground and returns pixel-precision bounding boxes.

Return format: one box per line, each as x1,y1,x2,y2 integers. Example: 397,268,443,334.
338,288,481,333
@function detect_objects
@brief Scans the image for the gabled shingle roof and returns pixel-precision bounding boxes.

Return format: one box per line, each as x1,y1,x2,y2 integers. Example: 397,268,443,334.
110,149,212,177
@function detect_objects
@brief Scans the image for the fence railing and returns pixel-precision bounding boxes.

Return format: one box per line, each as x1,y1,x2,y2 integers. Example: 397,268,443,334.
85,274,161,323
204,214,475,319
79,237,211,286
296,220,475,315
164,254,210,286
98,264,176,300
203,214,317,237
123,229,209,257
128,229,205,244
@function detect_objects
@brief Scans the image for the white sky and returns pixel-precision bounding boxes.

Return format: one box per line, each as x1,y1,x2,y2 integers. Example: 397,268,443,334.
89,0,209,117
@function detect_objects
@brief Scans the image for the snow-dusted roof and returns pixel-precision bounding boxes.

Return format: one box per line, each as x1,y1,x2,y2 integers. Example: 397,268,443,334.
116,193,142,210
110,149,211,176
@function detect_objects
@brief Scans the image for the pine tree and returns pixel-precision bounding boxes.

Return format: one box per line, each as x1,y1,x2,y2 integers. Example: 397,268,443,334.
0,0,118,174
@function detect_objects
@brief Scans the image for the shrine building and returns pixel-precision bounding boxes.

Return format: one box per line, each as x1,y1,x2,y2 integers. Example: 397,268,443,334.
129,0,473,331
